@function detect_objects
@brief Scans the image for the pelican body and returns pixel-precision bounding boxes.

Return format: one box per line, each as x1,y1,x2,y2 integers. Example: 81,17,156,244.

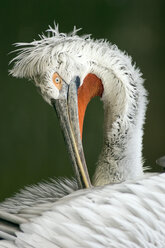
0,25,165,248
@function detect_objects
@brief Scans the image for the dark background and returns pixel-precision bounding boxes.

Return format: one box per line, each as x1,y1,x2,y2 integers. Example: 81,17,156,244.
0,0,164,201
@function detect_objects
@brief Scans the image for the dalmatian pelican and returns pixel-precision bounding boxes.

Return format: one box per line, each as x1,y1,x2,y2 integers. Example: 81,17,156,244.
0,24,165,248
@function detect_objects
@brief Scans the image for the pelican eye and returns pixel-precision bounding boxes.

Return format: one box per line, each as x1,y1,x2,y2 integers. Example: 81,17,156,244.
55,77,60,83
52,72,62,91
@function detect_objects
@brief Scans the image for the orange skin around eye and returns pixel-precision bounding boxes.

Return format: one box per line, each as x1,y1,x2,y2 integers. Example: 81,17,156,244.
52,72,62,90
78,73,104,140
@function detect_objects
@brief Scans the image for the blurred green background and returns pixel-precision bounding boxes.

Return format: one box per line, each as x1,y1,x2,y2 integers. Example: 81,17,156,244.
0,0,164,201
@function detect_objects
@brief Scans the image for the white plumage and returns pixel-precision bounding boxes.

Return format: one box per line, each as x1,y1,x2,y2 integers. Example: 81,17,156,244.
10,24,147,185
0,25,164,248
1,174,165,248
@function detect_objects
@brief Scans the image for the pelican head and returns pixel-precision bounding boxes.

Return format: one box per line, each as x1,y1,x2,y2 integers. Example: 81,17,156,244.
10,24,147,188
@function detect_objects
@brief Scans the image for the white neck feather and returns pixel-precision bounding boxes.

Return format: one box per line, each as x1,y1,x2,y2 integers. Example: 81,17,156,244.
91,63,147,186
